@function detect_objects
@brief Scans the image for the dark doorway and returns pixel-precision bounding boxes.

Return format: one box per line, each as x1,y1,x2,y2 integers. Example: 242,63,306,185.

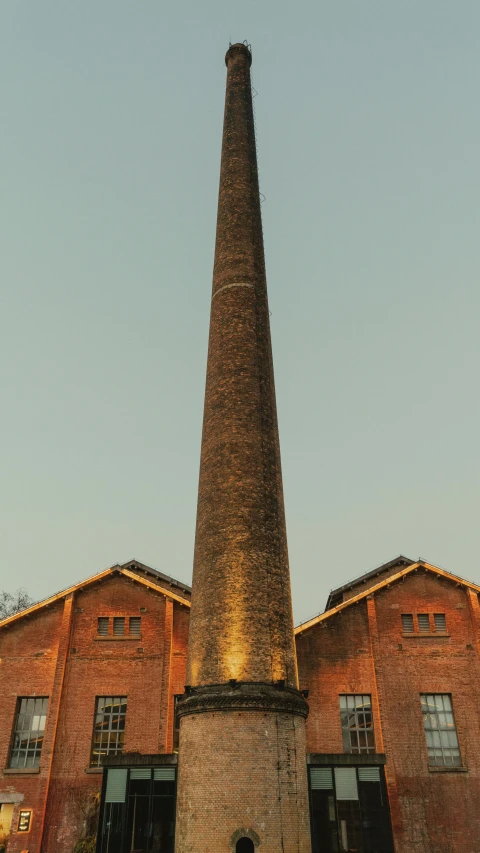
236,839,254,853
309,765,394,853
97,767,176,853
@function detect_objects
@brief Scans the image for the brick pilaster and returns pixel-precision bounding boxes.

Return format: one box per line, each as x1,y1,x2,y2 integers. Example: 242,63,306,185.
37,594,74,853
366,594,403,843
158,598,174,752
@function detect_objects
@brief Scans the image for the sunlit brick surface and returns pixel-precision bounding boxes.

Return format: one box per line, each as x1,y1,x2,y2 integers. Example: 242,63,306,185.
186,43,298,689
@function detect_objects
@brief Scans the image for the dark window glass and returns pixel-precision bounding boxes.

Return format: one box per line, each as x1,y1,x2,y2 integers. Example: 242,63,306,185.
90,697,127,766
339,695,375,754
124,770,175,853
98,802,124,853
401,614,414,632
129,616,141,636
98,617,109,636
9,697,48,768
358,768,393,852
421,694,461,766
113,617,125,636
173,695,182,752
434,613,447,632
417,614,430,632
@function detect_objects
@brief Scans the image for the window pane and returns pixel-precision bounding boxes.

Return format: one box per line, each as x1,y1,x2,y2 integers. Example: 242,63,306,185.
129,617,141,636
434,613,447,632
440,731,450,747
401,614,414,632
98,617,109,636
113,618,125,636
448,731,458,747
418,614,430,632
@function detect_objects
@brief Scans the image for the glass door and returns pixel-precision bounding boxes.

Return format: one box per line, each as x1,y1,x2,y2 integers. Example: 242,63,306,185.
309,765,394,853
97,767,176,853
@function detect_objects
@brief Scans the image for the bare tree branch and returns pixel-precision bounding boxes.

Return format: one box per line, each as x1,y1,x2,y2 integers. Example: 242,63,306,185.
0,588,35,620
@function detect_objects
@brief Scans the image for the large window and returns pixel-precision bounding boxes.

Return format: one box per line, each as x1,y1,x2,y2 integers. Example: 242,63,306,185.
9,697,48,769
309,764,394,853
339,695,375,754
90,697,127,767
420,694,461,766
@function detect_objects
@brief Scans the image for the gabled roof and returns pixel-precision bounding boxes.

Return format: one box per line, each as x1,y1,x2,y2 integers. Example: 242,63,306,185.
119,559,191,597
325,555,415,611
0,560,191,631
295,560,480,635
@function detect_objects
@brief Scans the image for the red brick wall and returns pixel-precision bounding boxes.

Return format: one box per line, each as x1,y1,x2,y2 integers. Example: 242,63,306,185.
296,569,480,853
0,573,189,853
3,565,480,853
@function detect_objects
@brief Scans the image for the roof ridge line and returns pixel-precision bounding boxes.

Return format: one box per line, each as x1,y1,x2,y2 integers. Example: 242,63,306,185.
295,561,480,635
0,563,191,630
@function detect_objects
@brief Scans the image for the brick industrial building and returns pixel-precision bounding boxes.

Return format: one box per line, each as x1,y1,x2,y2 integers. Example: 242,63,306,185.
1,555,480,852
1,43,479,853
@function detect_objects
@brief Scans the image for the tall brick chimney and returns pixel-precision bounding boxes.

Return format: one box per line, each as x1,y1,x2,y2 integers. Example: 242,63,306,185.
174,44,312,852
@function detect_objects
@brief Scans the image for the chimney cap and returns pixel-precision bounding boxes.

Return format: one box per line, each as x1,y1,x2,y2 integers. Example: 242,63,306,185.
225,42,252,67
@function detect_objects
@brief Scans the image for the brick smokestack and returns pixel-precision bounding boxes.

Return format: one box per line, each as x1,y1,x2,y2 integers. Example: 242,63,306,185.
175,44,312,853
186,41,298,690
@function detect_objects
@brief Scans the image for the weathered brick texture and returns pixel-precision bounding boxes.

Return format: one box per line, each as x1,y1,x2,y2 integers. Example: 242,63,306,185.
186,42,298,689
176,711,311,853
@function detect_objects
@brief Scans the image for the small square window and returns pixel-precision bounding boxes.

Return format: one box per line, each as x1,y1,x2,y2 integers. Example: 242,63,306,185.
434,613,447,632
129,617,141,637
401,614,414,633
113,617,125,636
97,617,109,636
417,614,430,632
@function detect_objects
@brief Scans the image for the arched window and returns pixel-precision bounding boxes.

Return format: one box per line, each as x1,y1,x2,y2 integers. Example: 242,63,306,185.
236,839,254,853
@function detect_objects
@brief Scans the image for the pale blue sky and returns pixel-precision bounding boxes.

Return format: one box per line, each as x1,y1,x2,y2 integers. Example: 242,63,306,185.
1,1,479,624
